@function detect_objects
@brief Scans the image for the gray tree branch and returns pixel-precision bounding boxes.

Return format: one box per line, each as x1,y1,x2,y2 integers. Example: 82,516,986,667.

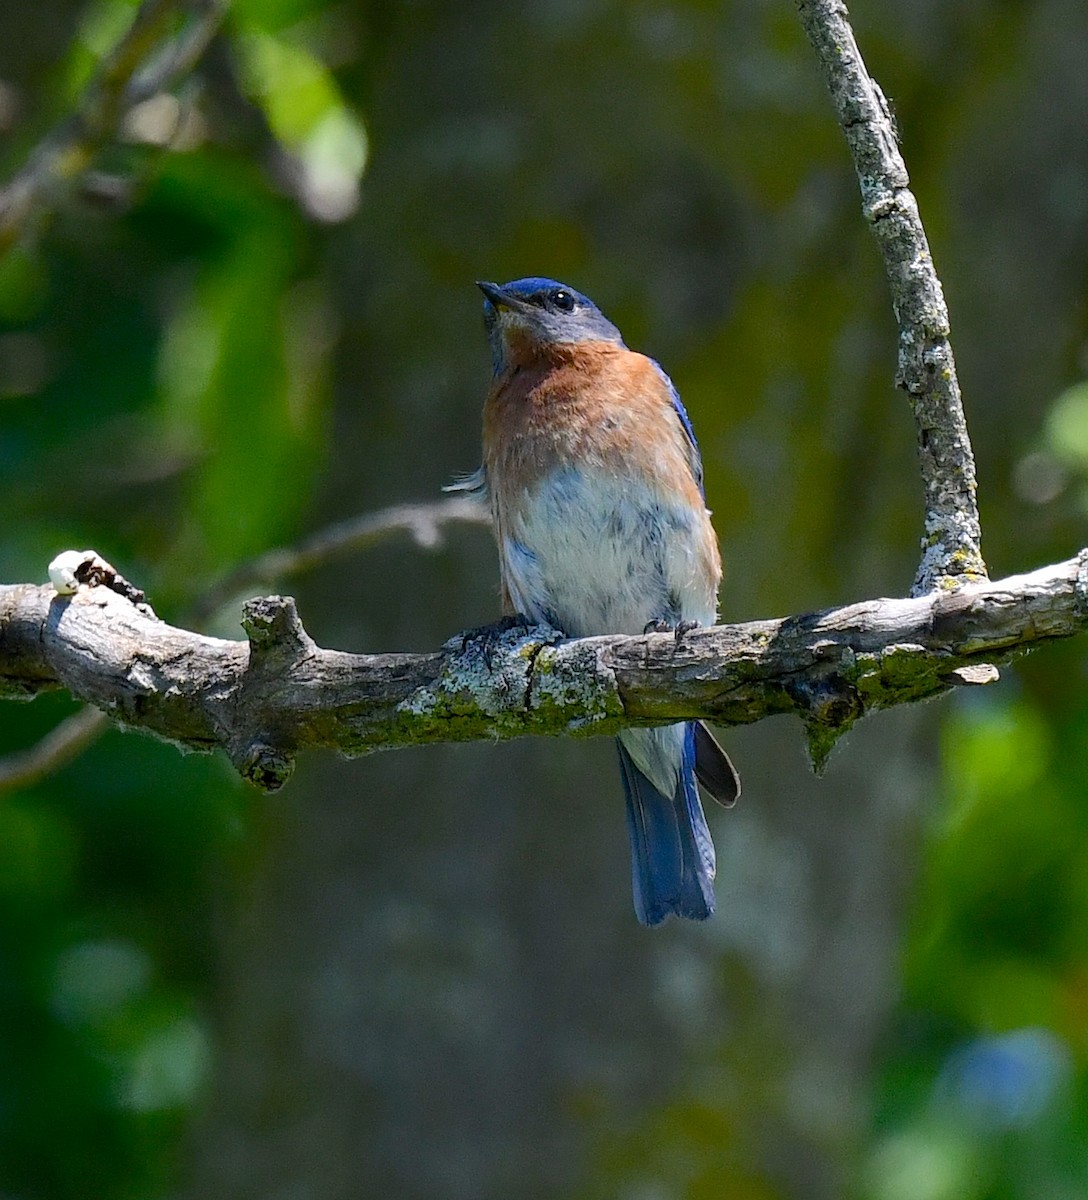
2,552,1086,789
0,499,490,793
796,0,986,595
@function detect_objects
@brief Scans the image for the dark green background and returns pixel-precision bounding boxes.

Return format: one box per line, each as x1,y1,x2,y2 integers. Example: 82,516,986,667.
3,1,1088,1196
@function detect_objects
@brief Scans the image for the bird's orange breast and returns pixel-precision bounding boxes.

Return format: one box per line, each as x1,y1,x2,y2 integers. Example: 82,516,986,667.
482,340,706,519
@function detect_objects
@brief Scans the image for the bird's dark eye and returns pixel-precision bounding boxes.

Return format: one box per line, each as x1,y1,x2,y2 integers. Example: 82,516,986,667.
551,289,576,312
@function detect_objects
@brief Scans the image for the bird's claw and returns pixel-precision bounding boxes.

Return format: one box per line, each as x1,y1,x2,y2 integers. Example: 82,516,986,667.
673,618,701,645
643,617,702,644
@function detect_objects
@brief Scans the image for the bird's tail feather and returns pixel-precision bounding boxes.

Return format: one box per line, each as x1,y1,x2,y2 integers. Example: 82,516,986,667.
693,720,741,808
618,724,716,926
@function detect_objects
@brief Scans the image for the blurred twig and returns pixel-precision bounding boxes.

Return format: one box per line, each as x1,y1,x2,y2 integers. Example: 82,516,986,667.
0,0,226,256
796,0,987,595
192,497,490,623
0,706,109,792
0,497,490,794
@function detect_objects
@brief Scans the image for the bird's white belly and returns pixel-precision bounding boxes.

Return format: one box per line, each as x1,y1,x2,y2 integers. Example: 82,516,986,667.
500,467,716,637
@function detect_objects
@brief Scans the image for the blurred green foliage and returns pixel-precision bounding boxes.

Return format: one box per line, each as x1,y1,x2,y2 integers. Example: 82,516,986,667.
0,1,348,1194
3,1,1088,1198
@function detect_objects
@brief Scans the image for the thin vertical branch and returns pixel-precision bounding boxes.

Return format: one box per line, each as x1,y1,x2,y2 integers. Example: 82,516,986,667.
796,0,987,595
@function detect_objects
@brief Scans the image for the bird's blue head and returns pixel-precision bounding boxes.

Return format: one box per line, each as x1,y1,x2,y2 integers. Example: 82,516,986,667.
476,277,625,374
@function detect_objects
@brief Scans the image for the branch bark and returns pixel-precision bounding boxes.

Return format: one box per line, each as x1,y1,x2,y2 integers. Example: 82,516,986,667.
3,552,1086,789
0,501,490,793
796,0,986,595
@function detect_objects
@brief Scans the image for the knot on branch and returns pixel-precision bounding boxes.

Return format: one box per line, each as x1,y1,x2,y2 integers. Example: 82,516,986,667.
861,188,907,226
781,640,864,773
795,675,863,774
241,594,316,660
230,595,316,791
236,740,294,792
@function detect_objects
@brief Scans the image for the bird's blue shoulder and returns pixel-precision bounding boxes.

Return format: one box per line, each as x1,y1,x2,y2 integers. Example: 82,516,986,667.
649,359,704,496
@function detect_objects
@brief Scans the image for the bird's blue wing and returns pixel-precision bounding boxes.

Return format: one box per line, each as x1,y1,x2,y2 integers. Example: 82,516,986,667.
650,360,704,497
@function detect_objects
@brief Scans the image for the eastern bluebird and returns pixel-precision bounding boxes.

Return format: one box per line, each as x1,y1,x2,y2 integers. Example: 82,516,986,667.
452,277,740,926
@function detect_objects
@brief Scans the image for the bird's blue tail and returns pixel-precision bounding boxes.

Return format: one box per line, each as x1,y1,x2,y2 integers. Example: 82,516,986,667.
617,723,716,926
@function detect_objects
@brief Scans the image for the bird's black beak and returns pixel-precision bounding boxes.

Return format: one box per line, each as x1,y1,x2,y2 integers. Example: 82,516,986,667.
476,280,525,312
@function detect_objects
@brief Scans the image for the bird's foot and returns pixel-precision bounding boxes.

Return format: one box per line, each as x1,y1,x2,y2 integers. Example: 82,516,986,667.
673,618,701,645
643,617,702,645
